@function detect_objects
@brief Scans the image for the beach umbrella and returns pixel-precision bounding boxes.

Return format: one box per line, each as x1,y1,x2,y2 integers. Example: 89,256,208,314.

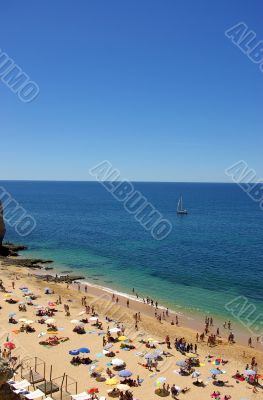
8,312,16,317
103,350,110,355
78,347,90,354
176,360,188,368
20,287,28,290
109,327,121,333
118,370,132,378
104,343,113,350
173,386,181,392
191,371,201,378
45,318,56,324
69,350,80,356
48,302,56,308
156,377,166,387
89,317,98,322
87,388,99,394
145,353,156,360
111,358,124,367
117,384,130,391
244,369,256,376
152,349,163,358
106,378,119,385
94,366,104,373
18,301,26,305
71,319,81,324
4,342,16,350
25,320,34,325
118,336,127,341
78,311,85,316
210,368,223,375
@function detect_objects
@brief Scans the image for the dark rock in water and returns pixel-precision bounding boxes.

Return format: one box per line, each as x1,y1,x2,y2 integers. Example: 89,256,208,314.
3,242,28,252
36,274,84,283
0,240,28,257
0,257,52,270
44,266,54,270
61,270,72,274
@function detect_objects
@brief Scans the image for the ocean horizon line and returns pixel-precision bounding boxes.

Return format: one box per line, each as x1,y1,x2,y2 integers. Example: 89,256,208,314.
0,179,257,184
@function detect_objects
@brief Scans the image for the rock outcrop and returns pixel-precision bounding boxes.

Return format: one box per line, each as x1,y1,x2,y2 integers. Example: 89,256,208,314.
0,358,13,387
0,200,5,246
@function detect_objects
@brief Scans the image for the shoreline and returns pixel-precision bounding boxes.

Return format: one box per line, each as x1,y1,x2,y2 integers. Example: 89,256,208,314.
33,262,263,350
3,241,262,351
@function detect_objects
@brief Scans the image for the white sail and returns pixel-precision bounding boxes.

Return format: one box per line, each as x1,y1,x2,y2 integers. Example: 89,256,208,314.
177,195,187,215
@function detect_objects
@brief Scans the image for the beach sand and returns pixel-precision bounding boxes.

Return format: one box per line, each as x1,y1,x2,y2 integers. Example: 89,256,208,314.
0,261,262,400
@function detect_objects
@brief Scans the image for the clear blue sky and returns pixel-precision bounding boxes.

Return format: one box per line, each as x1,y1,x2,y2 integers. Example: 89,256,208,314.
1,0,262,182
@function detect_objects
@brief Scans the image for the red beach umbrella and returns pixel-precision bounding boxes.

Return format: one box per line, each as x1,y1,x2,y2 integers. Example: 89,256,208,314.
87,388,99,394
4,342,16,350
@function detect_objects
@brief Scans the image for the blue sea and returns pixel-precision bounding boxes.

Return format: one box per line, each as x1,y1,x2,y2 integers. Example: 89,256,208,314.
1,181,263,327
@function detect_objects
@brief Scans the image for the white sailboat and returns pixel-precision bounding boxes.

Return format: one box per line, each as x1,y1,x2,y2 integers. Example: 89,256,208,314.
177,195,188,215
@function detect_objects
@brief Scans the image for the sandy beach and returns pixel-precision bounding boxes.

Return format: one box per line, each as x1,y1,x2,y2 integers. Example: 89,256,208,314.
0,260,262,400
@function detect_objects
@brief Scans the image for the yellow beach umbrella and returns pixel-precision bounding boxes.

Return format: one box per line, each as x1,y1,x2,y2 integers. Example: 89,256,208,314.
4,294,12,298
95,366,104,373
118,336,127,341
106,378,119,385
147,338,155,342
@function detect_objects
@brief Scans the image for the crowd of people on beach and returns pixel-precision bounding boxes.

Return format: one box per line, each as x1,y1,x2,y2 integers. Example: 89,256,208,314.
0,272,262,400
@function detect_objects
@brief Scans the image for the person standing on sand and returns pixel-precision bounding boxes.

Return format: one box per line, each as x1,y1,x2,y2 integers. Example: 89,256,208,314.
196,333,199,342
11,281,15,290
127,299,129,308
248,337,252,347
175,315,179,326
85,285,87,293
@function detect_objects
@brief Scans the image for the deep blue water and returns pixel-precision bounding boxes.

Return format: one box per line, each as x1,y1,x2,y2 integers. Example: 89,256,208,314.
1,181,263,322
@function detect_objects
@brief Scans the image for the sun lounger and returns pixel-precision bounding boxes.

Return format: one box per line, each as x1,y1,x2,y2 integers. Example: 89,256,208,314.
24,389,45,399
12,379,31,390
71,392,91,400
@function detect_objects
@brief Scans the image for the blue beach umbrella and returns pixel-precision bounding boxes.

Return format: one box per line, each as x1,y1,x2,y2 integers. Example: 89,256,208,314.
191,371,201,378
210,368,223,375
118,370,132,377
69,350,80,356
9,312,16,317
78,347,90,353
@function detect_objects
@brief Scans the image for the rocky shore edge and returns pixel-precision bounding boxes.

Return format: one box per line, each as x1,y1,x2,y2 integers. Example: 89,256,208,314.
0,242,85,284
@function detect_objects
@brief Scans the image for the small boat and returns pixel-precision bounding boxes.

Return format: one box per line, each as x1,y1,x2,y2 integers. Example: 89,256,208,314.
177,195,188,215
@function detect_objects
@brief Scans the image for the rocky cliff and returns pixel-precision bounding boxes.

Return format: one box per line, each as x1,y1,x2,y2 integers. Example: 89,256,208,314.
0,200,5,245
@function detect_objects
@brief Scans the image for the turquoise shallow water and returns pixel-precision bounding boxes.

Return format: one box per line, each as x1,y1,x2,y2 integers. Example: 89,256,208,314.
1,180,263,329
